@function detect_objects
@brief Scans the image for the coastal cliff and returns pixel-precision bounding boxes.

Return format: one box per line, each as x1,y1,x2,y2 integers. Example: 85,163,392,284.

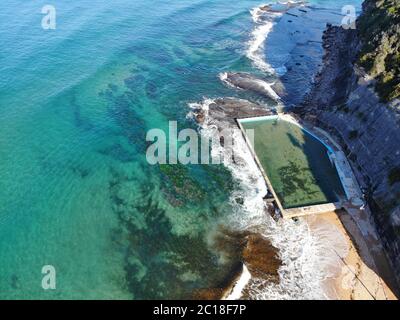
298,0,400,284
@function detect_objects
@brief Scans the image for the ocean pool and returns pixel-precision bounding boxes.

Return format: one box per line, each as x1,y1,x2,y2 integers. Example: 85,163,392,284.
240,117,346,209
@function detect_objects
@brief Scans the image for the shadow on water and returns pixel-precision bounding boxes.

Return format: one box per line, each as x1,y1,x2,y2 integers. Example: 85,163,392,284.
295,130,345,205
278,129,345,208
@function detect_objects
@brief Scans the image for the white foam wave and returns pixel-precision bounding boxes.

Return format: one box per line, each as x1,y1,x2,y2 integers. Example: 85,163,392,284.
188,99,213,126
247,1,304,75
247,18,276,73
224,265,252,300
224,140,343,299
218,72,231,87
190,98,349,300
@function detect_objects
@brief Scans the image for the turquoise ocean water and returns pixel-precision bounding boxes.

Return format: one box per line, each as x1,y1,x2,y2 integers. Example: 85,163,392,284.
0,0,361,299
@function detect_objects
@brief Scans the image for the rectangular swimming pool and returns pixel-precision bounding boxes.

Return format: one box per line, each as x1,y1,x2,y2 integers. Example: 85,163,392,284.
239,116,346,209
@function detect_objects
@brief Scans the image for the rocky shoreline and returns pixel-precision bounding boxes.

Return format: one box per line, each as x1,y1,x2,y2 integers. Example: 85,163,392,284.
193,231,281,300
296,22,400,292
190,95,281,300
190,1,400,300
192,97,275,128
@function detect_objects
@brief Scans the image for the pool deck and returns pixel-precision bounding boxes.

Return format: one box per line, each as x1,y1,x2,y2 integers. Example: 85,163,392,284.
236,113,365,219
284,203,342,219
237,113,399,298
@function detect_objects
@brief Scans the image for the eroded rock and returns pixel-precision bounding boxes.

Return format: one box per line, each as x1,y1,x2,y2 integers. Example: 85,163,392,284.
221,72,281,101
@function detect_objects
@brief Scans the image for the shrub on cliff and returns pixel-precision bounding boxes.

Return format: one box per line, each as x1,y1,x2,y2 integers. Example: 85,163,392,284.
358,0,400,101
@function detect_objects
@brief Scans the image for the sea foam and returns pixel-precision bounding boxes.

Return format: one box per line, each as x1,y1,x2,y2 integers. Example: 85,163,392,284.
247,1,304,75
187,1,344,301
189,98,349,300
219,72,281,102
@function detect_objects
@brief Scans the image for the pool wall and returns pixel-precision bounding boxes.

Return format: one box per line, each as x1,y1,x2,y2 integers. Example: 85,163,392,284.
236,114,352,218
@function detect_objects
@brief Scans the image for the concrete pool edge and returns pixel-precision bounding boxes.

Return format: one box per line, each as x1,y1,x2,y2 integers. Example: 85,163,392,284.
236,117,286,216
238,114,335,154
236,113,364,219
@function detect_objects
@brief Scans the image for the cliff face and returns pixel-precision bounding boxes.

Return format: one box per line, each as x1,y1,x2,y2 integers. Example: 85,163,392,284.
358,0,400,101
299,1,400,281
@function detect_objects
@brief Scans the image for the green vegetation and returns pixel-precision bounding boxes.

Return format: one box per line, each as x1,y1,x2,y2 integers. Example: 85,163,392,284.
337,103,350,113
358,0,400,101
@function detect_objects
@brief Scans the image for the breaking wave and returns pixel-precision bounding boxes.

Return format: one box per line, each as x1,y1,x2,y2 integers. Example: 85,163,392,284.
189,98,349,300
186,0,349,301
246,1,304,75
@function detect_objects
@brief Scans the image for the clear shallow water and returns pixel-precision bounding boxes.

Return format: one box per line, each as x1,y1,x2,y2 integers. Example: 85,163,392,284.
241,118,345,208
0,0,361,299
